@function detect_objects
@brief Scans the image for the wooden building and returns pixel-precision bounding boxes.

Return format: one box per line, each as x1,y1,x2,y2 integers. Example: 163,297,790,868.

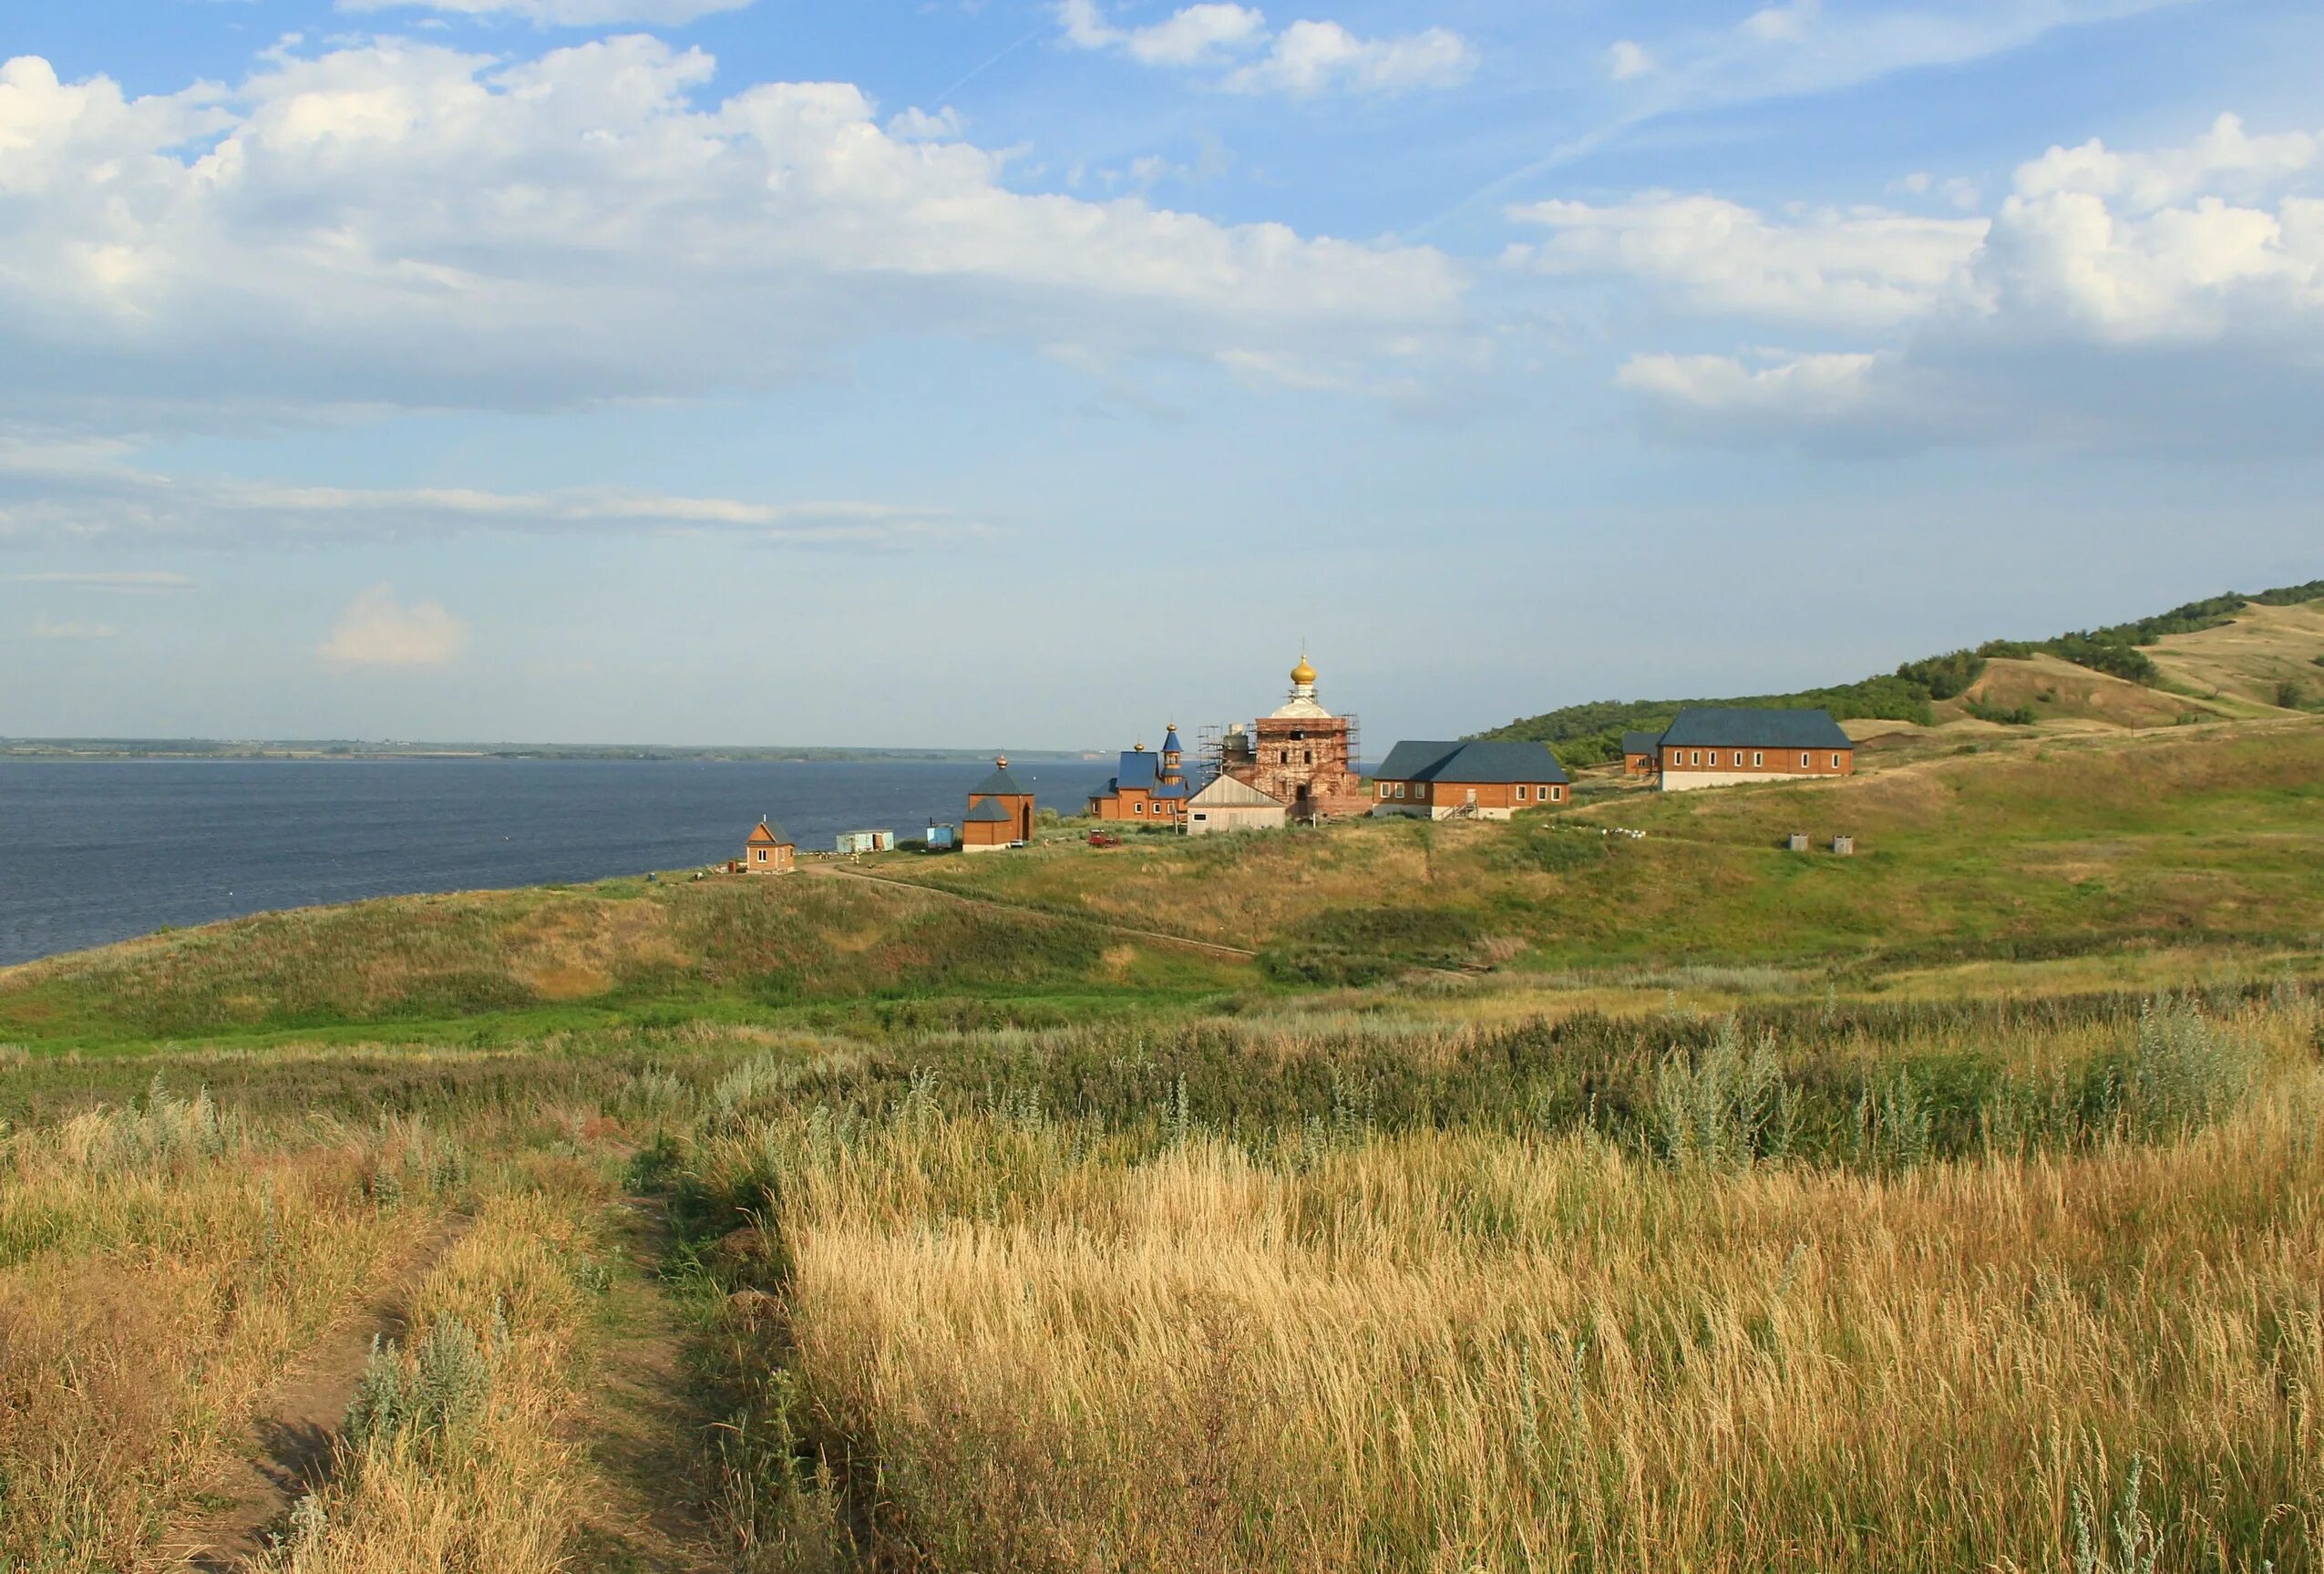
1183,773,1287,836
743,818,796,874
1087,725,1194,826
1218,653,1369,822
1654,708,1855,793
962,756,1036,853
1371,740,1569,821
1621,730,1663,778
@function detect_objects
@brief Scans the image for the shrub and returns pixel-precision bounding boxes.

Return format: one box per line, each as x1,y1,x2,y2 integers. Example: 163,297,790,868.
2120,998,2258,1137
343,1313,497,1454
1895,650,1986,700
1651,1020,1798,1168
2275,679,2310,710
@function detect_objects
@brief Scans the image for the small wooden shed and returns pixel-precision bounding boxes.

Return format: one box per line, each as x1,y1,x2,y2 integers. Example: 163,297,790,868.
744,818,796,874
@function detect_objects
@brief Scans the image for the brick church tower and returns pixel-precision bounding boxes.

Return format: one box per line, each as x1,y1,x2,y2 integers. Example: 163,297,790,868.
1221,652,1366,822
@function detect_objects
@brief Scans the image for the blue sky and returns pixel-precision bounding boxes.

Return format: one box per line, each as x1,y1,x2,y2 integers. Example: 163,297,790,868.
2,0,2319,748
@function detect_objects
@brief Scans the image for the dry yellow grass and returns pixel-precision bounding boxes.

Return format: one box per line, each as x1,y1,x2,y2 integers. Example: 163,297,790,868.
1953,653,2210,728
0,1094,453,1573
755,1008,2323,1572
2147,601,2324,710
256,1188,602,1574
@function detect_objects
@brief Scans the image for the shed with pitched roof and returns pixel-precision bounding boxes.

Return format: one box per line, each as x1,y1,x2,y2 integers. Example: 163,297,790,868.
743,818,796,874
1183,773,1287,837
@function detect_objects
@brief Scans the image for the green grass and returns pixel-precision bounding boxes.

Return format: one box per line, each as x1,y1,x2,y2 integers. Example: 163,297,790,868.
865,718,2324,973
0,871,1254,1054
6,714,2324,1572
7,716,2323,1053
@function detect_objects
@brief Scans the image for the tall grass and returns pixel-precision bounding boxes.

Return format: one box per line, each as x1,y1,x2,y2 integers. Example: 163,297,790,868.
658,991,2322,1572
0,1090,457,1572
257,1191,602,1574
687,1074,2322,1572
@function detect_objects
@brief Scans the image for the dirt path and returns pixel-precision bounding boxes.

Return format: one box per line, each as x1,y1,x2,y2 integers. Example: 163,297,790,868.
564,1196,727,1574
159,1217,468,1571
816,862,1262,961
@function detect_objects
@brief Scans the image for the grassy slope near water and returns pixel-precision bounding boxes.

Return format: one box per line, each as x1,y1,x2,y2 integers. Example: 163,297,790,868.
0,870,1251,1053
877,717,2324,973
6,717,2319,1055
4,709,2323,1570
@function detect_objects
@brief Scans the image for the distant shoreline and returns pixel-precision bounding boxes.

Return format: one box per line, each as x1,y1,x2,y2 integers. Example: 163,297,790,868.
0,741,1104,765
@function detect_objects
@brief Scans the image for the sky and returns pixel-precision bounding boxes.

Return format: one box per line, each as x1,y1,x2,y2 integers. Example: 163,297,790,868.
1,0,2319,750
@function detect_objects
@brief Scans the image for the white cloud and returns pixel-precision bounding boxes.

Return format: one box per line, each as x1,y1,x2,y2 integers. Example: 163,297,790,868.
335,0,755,25
1136,4,1269,66
1507,193,1987,327
1434,1,2186,227
1605,40,1655,81
2012,112,2317,211
3,571,196,592
886,105,966,142
1742,0,1819,43
0,446,978,549
1058,1,1267,65
317,584,468,668
1057,4,1474,97
1891,171,1982,211
1224,21,1476,98
0,40,1464,440
1596,112,2324,453
29,615,118,640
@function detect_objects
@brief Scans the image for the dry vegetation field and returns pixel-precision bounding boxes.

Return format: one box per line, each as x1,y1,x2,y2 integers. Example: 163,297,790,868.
3,719,2320,1571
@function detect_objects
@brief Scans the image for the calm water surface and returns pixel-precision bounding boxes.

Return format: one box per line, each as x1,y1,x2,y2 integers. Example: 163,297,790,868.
0,757,1116,966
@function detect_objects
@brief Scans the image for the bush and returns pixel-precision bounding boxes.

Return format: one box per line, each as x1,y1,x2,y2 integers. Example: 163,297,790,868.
1895,650,1986,700
2275,680,2309,710
2120,998,2259,1137
1651,1020,1799,1168
344,1313,496,1453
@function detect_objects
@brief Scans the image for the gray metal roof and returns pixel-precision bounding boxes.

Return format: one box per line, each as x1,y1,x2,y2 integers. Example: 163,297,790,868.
963,797,1014,823
748,818,791,845
1621,730,1665,756
1375,739,1570,785
1658,707,1853,749
970,763,1031,797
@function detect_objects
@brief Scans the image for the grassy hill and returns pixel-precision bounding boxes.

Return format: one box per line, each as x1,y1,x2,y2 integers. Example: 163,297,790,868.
0,869,1250,1051
7,713,2321,1053
1485,578,2324,764
842,715,2324,986
5,694,2323,1572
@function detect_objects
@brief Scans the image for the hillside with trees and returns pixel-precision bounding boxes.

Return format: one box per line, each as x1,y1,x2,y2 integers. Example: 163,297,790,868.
1481,579,2324,766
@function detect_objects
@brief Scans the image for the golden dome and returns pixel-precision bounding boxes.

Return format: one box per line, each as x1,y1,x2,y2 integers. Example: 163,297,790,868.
1291,653,1318,686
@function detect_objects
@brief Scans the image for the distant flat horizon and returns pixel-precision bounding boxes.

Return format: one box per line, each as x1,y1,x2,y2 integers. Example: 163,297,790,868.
0,739,1110,761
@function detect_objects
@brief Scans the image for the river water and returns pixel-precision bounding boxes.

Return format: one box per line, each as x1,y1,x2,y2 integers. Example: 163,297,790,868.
0,756,1116,965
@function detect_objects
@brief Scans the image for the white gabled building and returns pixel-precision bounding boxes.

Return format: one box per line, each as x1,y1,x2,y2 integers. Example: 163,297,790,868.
1183,773,1288,836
